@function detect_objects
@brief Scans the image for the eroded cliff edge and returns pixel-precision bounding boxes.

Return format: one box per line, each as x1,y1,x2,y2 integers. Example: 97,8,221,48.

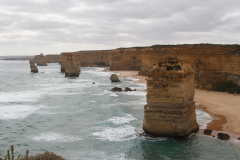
109,44,240,90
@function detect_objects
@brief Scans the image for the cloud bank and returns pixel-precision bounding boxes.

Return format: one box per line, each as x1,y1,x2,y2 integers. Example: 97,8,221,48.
1,0,240,55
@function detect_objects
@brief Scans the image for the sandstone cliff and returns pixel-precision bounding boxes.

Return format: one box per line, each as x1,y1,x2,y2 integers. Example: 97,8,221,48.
63,53,80,77
143,57,199,137
34,53,47,66
60,50,118,67
29,60,38,73
109,44,240,90
33,54,60,63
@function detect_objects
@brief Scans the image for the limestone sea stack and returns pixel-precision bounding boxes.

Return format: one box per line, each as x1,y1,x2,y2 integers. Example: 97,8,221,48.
110,74,120,82
143,57,199,138
65,53,80,77
29,60,38,73
36,53,47,66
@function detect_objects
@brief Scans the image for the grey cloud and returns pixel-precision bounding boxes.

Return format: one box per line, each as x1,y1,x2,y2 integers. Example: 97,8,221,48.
0,0,240,55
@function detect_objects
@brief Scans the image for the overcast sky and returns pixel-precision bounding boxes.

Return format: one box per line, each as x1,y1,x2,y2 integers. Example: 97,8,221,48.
1,0,240,56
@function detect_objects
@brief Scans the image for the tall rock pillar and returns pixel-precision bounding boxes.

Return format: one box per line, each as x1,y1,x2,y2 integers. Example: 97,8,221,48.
29,60,38,73
143,57,199,138
64,53,80,77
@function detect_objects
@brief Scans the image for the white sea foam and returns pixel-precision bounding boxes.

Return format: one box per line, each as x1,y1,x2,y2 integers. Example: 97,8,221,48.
0,91,43,103
32,132,81,142
0,105,42,120
93,125,136,141
196,110,213,129
110,93,118,97
108,114,137,124
120,91,147,96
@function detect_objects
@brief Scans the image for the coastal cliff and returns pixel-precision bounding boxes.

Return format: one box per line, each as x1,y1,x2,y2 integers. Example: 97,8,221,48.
143,57,199,137
61,50,117,67
33,54,60,63
109,44,240,90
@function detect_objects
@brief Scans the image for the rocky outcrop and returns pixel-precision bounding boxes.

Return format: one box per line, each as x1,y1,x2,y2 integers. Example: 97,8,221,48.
110,87,123,92
204,129,213,134
109,44,240,90
34,53,47,66
64,53,80,77
110,74,120,82
143,57,199,138
29,60,38,73
217,132,230,140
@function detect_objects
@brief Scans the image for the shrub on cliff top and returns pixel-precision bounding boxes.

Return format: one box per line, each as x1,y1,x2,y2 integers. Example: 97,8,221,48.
0,146,65,160
212,81,240,94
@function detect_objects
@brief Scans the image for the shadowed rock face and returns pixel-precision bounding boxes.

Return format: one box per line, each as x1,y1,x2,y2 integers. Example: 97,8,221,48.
143,57,199,138
36,53,47,66
29,60,38,73
110,74,120,82
64,53,80,77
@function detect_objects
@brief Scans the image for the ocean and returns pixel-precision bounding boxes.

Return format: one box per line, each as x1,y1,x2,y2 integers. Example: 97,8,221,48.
0,61,240,160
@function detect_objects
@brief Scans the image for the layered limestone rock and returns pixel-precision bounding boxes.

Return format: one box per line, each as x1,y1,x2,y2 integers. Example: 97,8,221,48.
64,53,80,77
143,57,199,137
33,54,60,63
110,74,120,82
29,60,38,73
35,53,47,66
109,44,240,90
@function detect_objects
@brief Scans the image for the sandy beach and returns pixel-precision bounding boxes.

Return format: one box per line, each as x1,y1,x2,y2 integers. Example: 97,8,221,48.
109,69,240,140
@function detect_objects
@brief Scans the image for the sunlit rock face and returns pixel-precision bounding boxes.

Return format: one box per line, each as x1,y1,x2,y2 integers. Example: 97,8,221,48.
143,57,199,138
29,60,38,73
64,53,80,77
35,53,47,66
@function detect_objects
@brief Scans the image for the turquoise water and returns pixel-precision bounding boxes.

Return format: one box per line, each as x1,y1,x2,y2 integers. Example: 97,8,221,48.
0,61,240,160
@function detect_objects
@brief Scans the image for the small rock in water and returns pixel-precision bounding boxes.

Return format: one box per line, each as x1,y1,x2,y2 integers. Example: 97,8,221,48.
110,74,120,82
93,82,95,84
204,129,213,134
217,132,230,140
110,87,122,92
124,87,132,92
238,137,240,141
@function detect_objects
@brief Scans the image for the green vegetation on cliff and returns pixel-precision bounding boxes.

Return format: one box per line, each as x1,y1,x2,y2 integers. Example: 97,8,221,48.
212,81,240,94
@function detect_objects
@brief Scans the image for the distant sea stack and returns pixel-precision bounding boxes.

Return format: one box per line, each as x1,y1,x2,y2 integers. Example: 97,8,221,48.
29,60,38,73
143,57,199,138
65,53,80,77
35,53,47,66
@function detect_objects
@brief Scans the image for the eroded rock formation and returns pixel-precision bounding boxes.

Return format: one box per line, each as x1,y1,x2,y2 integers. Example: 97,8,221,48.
64,53,80,77
109,44,240,90
35,53,47,66
143,57,199,137
110,74,120,82
29,60,38,73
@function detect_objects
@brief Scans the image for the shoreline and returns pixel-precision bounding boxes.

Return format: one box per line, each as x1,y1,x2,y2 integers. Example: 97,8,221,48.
106,69,240,143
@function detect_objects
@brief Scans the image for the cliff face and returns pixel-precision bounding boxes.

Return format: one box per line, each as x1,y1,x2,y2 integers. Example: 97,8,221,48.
33,54,60,63
109,44,240,89
143,57,199,137
33,53,47,66
63,50,118,67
